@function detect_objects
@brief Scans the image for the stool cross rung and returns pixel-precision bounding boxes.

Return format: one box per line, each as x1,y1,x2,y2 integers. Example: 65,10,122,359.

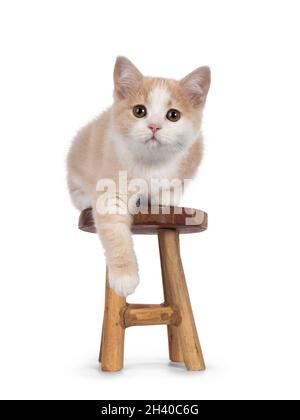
121,303,181,328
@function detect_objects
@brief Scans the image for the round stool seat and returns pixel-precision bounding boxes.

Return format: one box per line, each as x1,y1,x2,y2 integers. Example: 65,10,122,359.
79,206,208,235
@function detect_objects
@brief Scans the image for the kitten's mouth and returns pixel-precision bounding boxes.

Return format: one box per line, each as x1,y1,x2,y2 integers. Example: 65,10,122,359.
146,135,160,143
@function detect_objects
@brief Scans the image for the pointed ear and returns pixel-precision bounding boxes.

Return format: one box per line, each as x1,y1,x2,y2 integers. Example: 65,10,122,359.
180,66,211,107
113,56,143,99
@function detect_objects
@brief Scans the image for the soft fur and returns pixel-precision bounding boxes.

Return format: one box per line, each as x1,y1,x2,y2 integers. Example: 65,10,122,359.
67,57,210,296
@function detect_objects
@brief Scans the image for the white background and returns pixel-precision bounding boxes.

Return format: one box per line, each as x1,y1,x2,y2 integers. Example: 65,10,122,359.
0,0,299,400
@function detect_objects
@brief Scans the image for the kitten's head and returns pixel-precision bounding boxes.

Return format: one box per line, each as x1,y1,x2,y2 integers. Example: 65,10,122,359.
112,57,210,164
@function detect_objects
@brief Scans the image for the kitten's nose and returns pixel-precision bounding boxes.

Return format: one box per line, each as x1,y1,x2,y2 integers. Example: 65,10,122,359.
148,124,161,133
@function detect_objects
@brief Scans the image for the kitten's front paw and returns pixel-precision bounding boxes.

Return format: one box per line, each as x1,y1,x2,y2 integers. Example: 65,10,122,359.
109,273,139,297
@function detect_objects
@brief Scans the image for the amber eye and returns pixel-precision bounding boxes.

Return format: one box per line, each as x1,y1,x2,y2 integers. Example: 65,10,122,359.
166,109,181,122
133,105,147,118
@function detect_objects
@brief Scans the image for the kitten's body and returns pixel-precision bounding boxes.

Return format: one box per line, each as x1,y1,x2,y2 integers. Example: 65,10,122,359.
67,58,210,297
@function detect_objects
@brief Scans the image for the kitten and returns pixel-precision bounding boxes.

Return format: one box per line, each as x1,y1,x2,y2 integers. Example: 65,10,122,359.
67,57,210,297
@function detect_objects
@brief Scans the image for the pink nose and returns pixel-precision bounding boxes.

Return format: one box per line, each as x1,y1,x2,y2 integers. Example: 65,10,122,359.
148,124,161,133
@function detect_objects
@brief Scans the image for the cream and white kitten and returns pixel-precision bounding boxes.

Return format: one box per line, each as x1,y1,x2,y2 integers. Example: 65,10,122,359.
67,57,210,297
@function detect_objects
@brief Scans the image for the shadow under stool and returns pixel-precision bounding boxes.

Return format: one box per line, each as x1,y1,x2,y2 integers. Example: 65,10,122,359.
78,205,208,372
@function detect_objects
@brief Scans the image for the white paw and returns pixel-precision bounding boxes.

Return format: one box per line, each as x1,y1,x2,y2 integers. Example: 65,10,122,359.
109,273,139,297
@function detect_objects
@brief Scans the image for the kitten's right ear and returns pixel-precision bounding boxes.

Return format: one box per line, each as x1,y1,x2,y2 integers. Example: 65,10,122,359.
114,56,143,100
180,66,211,107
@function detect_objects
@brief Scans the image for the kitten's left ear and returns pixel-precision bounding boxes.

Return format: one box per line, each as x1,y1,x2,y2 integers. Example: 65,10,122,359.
114,56,143,99
180,66,211,107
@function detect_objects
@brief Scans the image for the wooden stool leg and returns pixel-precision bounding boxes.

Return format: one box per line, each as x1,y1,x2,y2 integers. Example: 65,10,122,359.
100,268,126,372
158,230,205,371
98,325,104,363
159,235,184,363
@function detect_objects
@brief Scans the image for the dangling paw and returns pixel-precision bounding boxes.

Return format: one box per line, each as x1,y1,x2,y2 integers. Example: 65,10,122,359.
109,273,140,297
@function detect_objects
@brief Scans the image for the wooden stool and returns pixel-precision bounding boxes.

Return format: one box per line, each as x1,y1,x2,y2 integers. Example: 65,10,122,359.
78,206,208,372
